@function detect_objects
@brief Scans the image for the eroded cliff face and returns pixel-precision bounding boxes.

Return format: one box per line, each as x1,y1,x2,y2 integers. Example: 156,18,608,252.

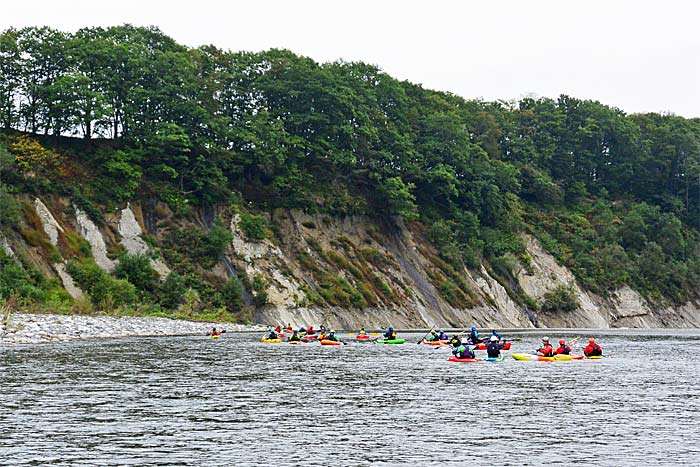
5,194,700,329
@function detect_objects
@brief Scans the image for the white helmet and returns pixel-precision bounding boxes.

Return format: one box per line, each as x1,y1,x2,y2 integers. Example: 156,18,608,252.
490,335,498,342
542,336,549,342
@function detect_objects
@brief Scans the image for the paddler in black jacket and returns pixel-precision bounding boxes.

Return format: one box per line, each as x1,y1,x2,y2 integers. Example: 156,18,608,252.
486,335,506,358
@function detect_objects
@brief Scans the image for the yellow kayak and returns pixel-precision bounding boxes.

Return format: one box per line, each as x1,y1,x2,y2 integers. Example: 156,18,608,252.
261,337,282,343
513,353,585,362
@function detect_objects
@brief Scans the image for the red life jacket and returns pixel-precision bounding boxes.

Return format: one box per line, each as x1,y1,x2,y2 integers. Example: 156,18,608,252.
539,343,554,357
555,345,571,355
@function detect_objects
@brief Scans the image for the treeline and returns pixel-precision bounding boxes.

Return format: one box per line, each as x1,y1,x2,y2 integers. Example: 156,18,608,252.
2,25,700,306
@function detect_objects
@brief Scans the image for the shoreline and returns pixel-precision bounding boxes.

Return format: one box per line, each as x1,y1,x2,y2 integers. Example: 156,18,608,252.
0,312,266,345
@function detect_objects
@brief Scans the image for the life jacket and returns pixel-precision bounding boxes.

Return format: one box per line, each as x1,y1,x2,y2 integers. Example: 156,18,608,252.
267,332,278,339
439,332,448,340
556,345,571,355
359,329,366,335
469,330,479,342
289,334,300,341
584,343,602,356
454,345,475,359
449,336,461,347
275,326,281,333
539,343,554,357
384,330,396,339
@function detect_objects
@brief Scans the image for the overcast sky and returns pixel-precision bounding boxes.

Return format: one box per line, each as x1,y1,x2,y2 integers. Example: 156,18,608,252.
2,0,698,117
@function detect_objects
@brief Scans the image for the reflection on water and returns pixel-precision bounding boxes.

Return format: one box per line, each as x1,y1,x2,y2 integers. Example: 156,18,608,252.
2,331,700,466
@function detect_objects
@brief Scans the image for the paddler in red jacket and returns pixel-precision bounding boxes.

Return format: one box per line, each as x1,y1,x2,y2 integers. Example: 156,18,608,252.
536,337,555,357
555,339,571,355
584,338,603,357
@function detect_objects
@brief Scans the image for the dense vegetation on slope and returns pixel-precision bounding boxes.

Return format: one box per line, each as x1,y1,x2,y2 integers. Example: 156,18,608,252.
1,25,700,316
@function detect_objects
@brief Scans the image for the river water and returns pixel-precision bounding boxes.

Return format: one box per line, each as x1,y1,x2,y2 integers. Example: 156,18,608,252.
2,330,699,466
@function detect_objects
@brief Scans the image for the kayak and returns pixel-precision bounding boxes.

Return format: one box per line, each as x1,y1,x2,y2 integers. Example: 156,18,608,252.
288,340,302,345
320,339,342,346
421,340,449,346
261,337,282,343
483,356,506,362
356,334,370,340
585,355,603,359
211,335,220,339
512,353,585,361
304,334,319,340
474,342,512,350
376,338,405,345
448,355,482,363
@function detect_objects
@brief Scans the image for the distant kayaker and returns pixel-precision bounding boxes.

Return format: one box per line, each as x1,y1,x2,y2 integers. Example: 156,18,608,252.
320,324,327,333
490,329,502,340
425,330,438,342
468,326,482,344
438,329,448,340
486,335,506,358
325,330,339,342
266,328,278,340
384,325,397,340
556,339,571,355
452,342,476,359
289,330,301,342
583,338,603,357
359,327,367,335
209,327,221,336
449,334,462,348
536,337,554,357
299,326,307,333
274,325,282,333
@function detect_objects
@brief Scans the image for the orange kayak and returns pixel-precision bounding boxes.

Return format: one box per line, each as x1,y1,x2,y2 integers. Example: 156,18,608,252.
320,339,342,346
422,340,449,346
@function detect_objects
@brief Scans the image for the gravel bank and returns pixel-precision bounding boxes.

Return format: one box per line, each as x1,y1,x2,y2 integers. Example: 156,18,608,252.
0,313,265,344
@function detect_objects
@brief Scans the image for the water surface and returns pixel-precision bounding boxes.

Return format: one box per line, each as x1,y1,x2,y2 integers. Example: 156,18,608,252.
2,330,699,466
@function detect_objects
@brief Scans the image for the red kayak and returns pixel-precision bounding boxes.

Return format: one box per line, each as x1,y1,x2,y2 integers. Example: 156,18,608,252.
304,334,319,339
320,339,342,346
474,342,511,350
356,334,370,340
448,355,482,363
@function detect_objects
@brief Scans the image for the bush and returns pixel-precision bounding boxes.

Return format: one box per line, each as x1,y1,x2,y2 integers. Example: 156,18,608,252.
0,187,21,232
200,221,232,264
220,276,244,312
252,273,269,306
540,284,580,312
115,254,159,294
239,213,267,241
67,261,137,307
159,272,186,309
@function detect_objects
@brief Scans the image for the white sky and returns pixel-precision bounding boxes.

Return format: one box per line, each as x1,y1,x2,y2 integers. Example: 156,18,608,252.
2,0,699,117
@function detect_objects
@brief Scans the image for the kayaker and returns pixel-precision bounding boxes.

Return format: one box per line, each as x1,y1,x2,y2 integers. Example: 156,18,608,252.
209,327,221,336
266,328,278,340
449,334,462,348
306,325,316,335
299,326,307,333
486,335,506,358
285,323,293,332
556,339,571,355
274,325,282,333
468,326,482,344
384,325,397,340
438,329,448,340
583,338,603,357
320,324,327,333
359,327,367,335
490,329,502,340
452,342,476,359
536,337,554,357
325,330,339,342
289,330,301,342
425,329,438,342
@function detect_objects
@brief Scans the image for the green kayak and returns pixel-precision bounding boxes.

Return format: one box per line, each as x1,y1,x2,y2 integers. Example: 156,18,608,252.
376,338,405,345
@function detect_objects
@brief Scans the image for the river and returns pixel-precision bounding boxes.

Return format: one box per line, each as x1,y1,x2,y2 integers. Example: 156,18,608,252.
2,330,700,466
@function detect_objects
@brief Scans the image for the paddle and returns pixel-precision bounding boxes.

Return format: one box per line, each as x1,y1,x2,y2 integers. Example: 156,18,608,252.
416,329,433,344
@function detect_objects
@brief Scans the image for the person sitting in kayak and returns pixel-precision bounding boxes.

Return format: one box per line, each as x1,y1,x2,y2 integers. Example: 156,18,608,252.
306,325,315,335
274,325,282,333
266,328,278,340
320,324,327,333
298,326,307,334
289,330,301,342
384,325,397,340
556,339,571,355
452,343,475,359
449,334,462,348
486,335,506,358
285,323,293,331
425,329,438,342
536,337,555,357
490,329,502,340
325,330,339,342
438,329,448,340
209,327,221,336
584,338,603,357
468,326,482,344
359,327,367,335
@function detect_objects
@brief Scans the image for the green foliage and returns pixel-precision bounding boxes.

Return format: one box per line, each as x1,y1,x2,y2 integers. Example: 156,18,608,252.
114,253,159,295
67,260,137,307
252,273,268,306
159,272,186,310
540,284,580,313
0,186,20,231
0,250,45,301
220,276,244,312
239,213,267,240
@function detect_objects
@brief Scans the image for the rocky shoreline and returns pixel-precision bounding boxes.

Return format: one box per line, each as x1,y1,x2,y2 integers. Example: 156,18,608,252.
0,313,266,345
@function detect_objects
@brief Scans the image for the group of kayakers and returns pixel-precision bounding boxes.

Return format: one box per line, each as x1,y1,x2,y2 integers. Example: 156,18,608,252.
535,336,603,357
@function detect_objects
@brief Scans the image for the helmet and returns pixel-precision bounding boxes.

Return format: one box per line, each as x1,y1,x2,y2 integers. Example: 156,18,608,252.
542,336,549,342
330,329,335,333
388,325,394,330
559,339,565,345
471,326,477,331
589,338,595,343
490,335,498,342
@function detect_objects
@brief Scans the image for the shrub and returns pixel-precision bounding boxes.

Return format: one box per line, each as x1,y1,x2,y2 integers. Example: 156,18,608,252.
67,261,137,307
0,187,21,232
252,273,269,306
540,284,580,313
115,253,159,294
220,276,244,312
239,213,267,240
159,272,186,310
